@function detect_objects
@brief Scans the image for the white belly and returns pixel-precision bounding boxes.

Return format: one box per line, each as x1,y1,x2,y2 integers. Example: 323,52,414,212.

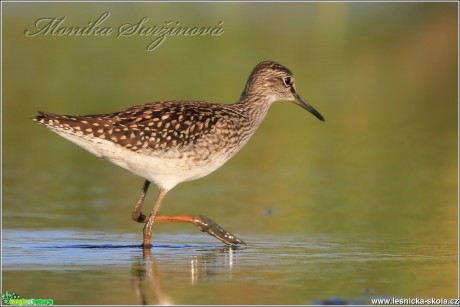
50,128,232,190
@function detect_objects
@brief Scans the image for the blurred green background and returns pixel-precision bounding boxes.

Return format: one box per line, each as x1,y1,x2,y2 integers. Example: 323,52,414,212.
2,1,458,304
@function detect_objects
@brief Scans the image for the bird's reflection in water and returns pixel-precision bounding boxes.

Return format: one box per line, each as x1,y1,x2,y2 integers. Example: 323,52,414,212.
131,245,243,305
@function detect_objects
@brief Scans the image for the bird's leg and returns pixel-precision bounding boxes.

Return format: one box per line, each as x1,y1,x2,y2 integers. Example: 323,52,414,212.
155,215,246,246
142,188,168,248
131,180,151,223
131,182,244,247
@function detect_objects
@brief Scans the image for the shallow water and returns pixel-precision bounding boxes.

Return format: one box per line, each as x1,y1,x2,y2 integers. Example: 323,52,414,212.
2,229,457,305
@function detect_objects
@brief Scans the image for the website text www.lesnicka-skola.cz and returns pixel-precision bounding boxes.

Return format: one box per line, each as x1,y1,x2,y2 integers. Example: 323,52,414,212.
371,297,459,305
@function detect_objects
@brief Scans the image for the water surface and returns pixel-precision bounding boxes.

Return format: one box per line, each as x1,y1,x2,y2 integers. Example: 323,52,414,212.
3,229,456,305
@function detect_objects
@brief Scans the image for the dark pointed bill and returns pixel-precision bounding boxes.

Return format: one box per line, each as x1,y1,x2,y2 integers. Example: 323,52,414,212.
293,93,325,121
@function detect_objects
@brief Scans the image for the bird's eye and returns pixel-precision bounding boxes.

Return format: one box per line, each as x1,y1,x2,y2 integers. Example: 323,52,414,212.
283,76,292,87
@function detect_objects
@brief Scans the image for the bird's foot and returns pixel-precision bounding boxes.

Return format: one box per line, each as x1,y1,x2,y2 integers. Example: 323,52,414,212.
193,215,246,246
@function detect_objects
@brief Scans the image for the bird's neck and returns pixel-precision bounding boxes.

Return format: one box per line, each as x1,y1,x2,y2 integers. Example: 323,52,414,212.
235,92,274,129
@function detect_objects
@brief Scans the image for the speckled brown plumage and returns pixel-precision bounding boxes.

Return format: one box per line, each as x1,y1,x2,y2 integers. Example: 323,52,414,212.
32,60,325,247
35,102,233,152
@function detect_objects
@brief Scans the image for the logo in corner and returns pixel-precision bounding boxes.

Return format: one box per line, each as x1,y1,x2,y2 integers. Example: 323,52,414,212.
1,291,54,306
1,291,21,305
